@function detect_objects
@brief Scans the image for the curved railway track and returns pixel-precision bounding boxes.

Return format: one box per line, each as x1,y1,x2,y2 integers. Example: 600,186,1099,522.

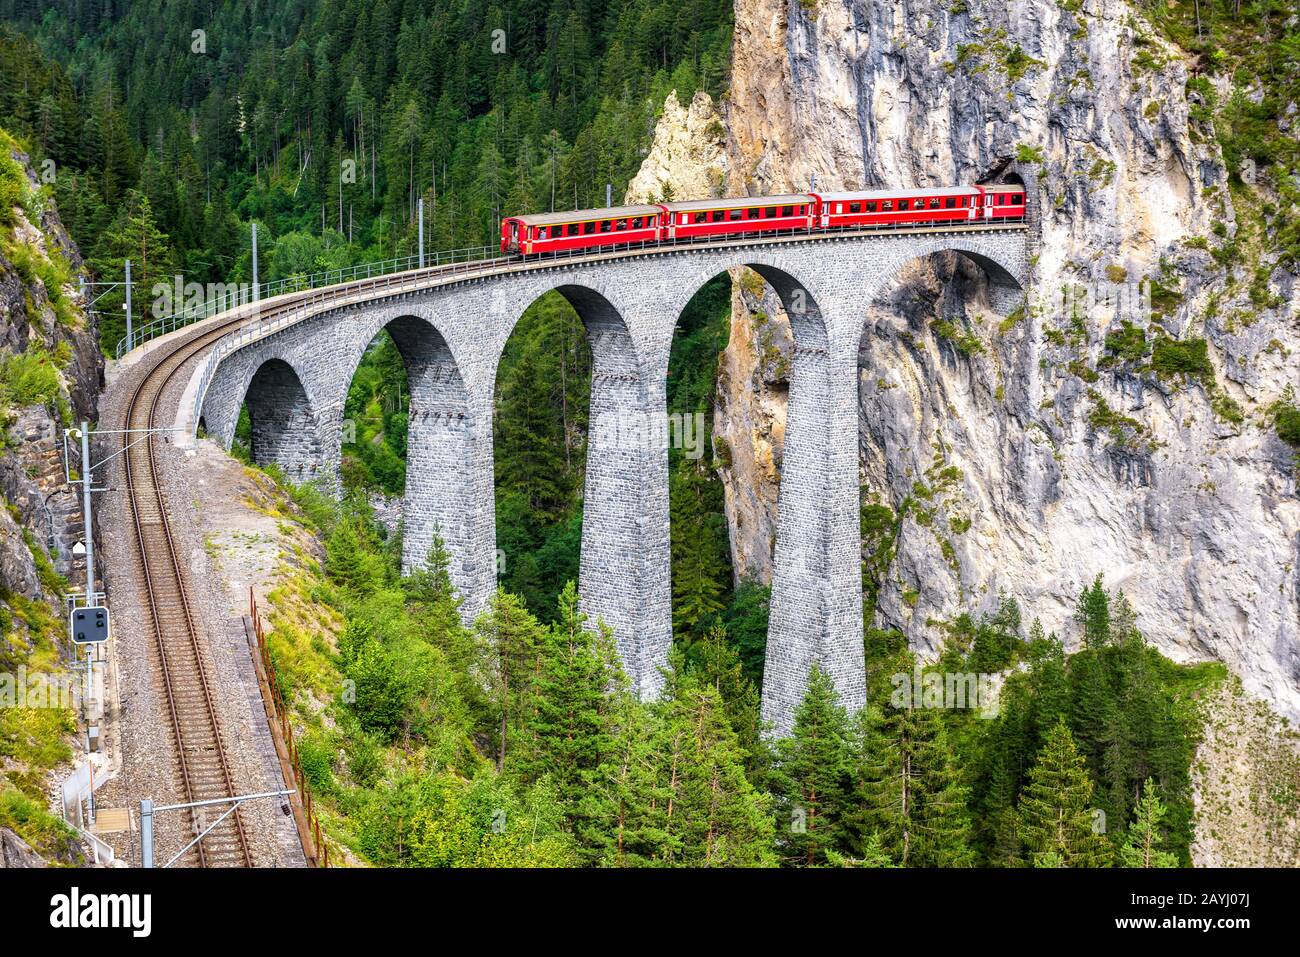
123,319,257,867
118,256,505,866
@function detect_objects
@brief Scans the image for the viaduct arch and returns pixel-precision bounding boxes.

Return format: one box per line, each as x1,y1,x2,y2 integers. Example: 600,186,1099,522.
196,225,1030,732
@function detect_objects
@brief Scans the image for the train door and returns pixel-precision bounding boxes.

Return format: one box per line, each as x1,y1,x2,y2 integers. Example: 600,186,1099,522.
819,201,829,229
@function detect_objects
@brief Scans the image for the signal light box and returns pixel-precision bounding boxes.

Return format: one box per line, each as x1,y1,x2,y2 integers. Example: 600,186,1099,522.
70,606,110,645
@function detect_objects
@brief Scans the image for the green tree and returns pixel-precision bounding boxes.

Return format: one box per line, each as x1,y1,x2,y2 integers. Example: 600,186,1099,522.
1076,574,1111,649
691,624,766,779
475,589,547,772
1119,778,1178,868
1018,720,1113,867
325,515,385,595
771,665,853,866
521,582,625,860
669,460,729,641
853,693,974,867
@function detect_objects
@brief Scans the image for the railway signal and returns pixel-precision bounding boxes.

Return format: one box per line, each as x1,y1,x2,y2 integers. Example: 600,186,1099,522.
70,605,110,644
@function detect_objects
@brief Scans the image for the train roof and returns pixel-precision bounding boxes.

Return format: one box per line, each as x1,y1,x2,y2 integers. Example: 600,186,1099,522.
662,194,815,212
814,186,981,201
507,204,663,226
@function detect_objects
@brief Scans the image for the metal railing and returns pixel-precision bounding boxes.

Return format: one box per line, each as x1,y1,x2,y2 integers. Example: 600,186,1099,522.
248,588,328,867
116,213,1030,358
185,218,1029,435
113,245,497,358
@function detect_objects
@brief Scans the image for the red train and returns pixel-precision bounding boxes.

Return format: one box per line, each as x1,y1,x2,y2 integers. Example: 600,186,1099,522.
501,184,1025,256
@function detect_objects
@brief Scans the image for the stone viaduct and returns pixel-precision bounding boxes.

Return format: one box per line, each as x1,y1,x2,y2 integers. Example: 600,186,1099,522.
195,225,1030,733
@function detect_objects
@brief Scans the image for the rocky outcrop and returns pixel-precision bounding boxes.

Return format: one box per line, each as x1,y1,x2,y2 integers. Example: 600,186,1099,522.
0,141,99,604
0,827,47,868
625,91,729,204
636,0,1300,720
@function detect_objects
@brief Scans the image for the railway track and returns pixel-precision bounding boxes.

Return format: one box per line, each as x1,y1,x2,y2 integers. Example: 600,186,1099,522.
116,257,492,866
122,319,257,867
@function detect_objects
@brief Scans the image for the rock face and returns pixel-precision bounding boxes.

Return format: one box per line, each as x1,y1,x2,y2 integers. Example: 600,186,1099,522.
637,0,1300,719
0,827,47,868
625,91,729,204
0,143,99,655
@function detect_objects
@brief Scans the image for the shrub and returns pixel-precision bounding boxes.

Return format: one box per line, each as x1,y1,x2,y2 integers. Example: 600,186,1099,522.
1103,321,1150,364
1016,143,1047,164
1151,337,1213,381
0,351,62,410
1274,402,1300,449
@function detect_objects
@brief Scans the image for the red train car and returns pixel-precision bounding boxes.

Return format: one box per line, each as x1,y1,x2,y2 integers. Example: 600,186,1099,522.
813,186,983,228
660,195,815,241
979,183,1027,220
501,204,664,255
500,183,1025,256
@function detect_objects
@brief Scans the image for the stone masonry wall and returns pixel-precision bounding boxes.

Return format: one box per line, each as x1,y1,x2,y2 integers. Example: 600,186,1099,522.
198,228,1029,728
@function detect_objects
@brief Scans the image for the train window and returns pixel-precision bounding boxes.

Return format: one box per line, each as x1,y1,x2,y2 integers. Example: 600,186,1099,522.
765,206,777,218
866,201,877,212
929,197,941,208
692,212,706,224
899,200,909,211
712,210,725,222
945,198,955,208
729,208,743,221
599,220,611,232
800,205,808,214
632,217,642,228
781,206,793,216
882,201,893,211
849,202,861,213
1013,194,1024,204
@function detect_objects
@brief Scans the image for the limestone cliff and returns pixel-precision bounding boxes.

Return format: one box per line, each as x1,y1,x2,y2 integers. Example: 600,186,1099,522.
0,135,100,862
0,138,99,605
633,0,1300,722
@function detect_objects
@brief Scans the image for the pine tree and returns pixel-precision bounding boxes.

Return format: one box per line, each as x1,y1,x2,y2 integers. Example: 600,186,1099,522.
1019,720,1113,867
771,664,853,866
853,697,974,867
325,516,384,594
89,189,174,347
402,531,462,640
592,692,659,868
669,461,728,640
612,662,775,867
522,582,625,860
652,679,775,867
1119,778,1178,868
692,625,766,779
474,589,547,772
1076,575,1111,649
402,532,484,716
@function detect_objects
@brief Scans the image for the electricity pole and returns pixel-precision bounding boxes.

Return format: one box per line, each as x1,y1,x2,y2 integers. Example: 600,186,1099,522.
123,260,133,351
